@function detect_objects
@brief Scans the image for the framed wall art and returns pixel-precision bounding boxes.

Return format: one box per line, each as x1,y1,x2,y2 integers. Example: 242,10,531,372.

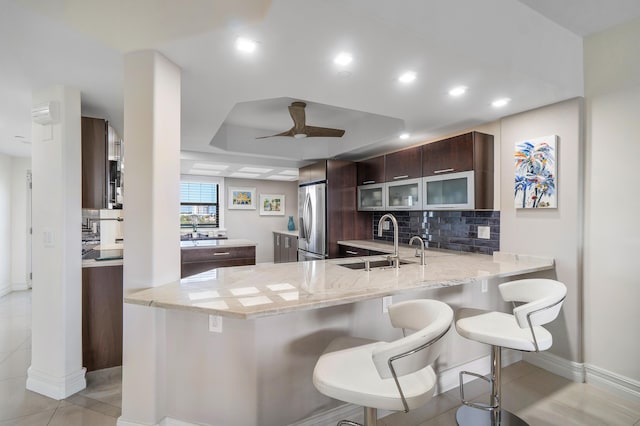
514,135,558,209
228,187,256,210
259,194,285,216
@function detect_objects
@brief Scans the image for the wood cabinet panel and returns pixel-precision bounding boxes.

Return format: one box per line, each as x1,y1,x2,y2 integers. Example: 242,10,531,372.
274,233,298,263
298,161,327,185
385,146,422,181
82,265,123,372
422,133,474,176
82,117,108,209
181,246,256,278
357,156,385,185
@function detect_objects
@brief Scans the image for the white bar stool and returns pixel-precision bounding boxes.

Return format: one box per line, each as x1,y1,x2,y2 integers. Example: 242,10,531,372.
455,278,567,425
312,299,453,426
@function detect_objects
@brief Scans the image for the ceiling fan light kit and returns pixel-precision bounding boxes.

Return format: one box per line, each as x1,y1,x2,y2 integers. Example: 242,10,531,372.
257,101,346,139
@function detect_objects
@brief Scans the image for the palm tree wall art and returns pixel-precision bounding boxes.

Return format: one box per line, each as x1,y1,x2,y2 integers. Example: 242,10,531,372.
514,135,557,208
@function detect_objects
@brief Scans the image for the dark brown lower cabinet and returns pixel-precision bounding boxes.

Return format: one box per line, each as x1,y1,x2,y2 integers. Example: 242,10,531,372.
82,265,123,372
181,245,256,278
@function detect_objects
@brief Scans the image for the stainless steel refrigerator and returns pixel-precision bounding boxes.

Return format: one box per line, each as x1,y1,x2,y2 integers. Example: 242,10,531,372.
298,182,327,260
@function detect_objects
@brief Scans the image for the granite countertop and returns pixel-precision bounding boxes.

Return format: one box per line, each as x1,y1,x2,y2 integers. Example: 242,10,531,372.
82,243,124,268
124,247,554,320
179,238,257,249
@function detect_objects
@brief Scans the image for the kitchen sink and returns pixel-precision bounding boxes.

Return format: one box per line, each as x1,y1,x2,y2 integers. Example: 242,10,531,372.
338,259,411,270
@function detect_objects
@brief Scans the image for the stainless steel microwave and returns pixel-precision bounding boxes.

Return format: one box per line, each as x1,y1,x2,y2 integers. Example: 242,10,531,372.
423,170,475,210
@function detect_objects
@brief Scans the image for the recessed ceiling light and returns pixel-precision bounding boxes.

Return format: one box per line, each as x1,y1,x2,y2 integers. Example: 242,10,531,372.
398,71,417,84
334,52,353,66
230,172,260,178
188,170,220,176
235,37,257,53
192,163,229,170
492,98,511,107
449,86,467,97
278,169,299,176
399,133,410,140
239,167,273,173
265,175,297,181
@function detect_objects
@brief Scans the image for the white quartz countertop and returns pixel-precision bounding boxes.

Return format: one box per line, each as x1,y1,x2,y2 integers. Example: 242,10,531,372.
124,248,554,319
273,230,299,237
179,238,257,249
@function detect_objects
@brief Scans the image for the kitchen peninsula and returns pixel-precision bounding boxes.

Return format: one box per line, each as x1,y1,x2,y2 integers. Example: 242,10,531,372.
123,246,554,426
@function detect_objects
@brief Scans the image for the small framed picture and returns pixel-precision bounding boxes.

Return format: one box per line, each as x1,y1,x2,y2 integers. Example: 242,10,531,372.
228,187,256,210
260,194,285,216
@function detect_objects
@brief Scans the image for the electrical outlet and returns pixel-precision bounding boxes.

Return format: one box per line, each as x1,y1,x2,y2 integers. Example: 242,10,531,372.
209,315,223,333
382,220,390,230
382,296,393,313
481,279,488,293
478,226,490,239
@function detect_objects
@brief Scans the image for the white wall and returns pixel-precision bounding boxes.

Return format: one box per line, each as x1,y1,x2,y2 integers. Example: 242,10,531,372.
0,154,10,296
224,177,299,263
584,18,640,382
499,98,584,362
11,157,31,290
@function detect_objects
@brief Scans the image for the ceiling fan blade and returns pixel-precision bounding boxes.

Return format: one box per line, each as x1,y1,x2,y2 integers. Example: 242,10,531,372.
256,128,295,139
288,102,307,134
303,125,345,138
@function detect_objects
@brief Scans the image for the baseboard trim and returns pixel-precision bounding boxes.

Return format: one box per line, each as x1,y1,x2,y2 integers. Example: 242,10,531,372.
0,285,10,298
585,364,640,402
12,282,29,291
26,366,86,400
523,351,585,382
117,417,203,426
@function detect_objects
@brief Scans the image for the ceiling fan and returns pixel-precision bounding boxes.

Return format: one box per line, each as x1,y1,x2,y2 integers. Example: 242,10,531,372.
257,101,345,139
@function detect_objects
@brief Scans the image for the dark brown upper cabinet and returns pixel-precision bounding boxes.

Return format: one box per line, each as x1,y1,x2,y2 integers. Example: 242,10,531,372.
82,117,108,209
422,131,492,176
298,160,327,185
356,155,385,185
385,146,422,181
422,131,494,209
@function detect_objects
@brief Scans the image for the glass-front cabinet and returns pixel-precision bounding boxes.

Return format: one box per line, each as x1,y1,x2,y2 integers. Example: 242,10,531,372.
423,170,475,210
357,183,385,211
384,177,423,211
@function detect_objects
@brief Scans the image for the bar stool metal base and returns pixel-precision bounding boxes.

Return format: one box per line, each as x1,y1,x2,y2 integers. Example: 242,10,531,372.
456,405,528,426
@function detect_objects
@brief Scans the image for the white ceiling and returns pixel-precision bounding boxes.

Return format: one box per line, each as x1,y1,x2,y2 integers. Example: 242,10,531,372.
2,0,640,179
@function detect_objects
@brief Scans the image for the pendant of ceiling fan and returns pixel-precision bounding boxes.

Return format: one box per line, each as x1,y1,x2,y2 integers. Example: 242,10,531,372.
257,101,345,139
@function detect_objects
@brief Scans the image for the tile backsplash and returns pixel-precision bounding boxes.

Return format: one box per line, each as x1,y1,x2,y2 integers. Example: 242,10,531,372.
373,210,500,255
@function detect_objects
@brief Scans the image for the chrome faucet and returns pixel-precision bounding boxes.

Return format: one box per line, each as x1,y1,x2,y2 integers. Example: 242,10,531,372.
377,213,400,268
408,235,426,266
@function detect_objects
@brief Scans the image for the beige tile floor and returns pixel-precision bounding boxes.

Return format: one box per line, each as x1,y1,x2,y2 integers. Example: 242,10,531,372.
0,291,120,426
2,290,639,426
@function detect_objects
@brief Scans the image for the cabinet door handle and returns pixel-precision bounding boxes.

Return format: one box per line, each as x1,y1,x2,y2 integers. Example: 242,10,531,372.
362,180,375,185
213,252,230,256
276,234,280,246
434,168,455,174
285,237,290,249
393,175,409,180
346,250,359,255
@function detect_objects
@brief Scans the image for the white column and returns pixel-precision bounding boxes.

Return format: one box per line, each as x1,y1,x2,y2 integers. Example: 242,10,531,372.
118,51,181,425
27,86,85,399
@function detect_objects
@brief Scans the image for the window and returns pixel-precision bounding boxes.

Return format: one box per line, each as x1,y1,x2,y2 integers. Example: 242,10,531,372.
180,182,219,228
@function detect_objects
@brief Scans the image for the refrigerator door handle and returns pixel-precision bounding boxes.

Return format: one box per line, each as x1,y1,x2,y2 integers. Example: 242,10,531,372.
304,193,312,240
299,217,306,240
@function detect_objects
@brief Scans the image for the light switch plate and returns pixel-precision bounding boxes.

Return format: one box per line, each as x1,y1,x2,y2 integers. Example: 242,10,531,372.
382,296,392,313
478,226,490,239
382,220,390,230
209,315,223,333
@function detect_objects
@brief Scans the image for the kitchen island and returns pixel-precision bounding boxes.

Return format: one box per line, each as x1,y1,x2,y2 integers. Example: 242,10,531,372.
127,247,553,319
123,246,555,426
